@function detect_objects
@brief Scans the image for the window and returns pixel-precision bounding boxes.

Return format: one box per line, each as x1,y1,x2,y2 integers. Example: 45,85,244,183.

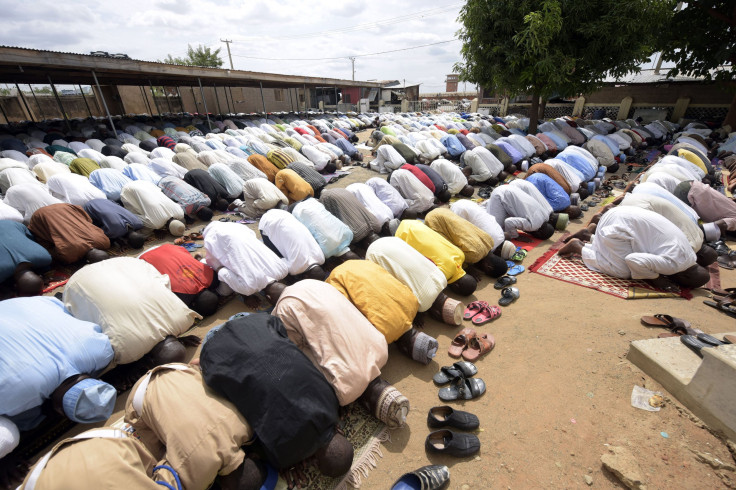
274,89,283,102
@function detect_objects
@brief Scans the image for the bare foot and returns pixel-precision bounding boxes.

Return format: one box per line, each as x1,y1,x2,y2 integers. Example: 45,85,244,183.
558,238,584,258
563,225,594,243
648,275,679,293
243,294,261,309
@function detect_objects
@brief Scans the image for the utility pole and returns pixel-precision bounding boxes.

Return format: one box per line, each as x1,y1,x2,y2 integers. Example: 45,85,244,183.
349,56,356,81
220,39,234,69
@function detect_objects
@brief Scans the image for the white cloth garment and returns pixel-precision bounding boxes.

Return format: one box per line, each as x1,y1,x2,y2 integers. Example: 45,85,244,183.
0,199,24,222
545,159,582,192
486,181,551,238
581,206,697,280
346,183,394,225
33,160,71,183
0,167,38,194
301,144,331,170
644,171,681,194
235,178,288,218
430,159,468,195
258,209,325,275
63,258,199,366
366,177,408,218
619,193,704,252
390,169,435,214
0,416,19,459
370,145,405,174
46,173,106,206
450,200,505,252
4,183,62,224
119,180,185,229
365,236,447,312
148,158,187,179
203,221,288,296
464,147,503,182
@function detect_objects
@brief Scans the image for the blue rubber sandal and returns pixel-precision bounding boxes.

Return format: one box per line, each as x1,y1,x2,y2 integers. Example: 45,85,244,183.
507,264,525,276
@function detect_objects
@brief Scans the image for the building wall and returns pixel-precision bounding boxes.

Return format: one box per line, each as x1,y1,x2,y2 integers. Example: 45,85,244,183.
585,82,732,105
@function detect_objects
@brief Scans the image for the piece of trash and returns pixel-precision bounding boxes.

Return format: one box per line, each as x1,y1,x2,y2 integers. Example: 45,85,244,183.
570,418,577,424
586,392,594,398
661,432,669,438
631,385,663,412
649,394,664,408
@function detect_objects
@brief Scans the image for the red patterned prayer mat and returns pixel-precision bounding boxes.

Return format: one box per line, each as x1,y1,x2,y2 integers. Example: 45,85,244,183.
528,236,710,300
510,232,544,252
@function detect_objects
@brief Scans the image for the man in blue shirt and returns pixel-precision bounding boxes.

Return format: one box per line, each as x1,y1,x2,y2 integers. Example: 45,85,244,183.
0,220,52,296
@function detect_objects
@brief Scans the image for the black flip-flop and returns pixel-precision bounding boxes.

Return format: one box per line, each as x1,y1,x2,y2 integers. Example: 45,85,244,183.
438,377,486,401
498,286,520,306
433,361,478,385
704,300,736,318
696,333,728,346
680,335,713,358
493,275,517,290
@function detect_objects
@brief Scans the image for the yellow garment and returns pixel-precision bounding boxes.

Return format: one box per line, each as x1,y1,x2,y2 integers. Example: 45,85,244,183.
326,260,418,343
395,220,466,283
69,158,100,178
676,149,708,174
424,208,494,264
275,169,314,202
283,137,303,152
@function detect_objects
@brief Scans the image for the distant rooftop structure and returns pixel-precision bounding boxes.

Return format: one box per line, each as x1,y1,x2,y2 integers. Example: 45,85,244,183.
604,67,732,84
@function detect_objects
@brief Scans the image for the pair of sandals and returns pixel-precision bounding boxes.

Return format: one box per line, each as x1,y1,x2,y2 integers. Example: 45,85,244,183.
174,231,203,245
681,334,733,358
448,328,495,362
704,289,736,318
463,301,502,325
640,314,701,337
433,361,487,401
504,262,525,276
711,243,736,270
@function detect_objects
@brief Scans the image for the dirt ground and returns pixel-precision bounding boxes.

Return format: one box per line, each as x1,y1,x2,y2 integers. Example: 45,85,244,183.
44,128,736,489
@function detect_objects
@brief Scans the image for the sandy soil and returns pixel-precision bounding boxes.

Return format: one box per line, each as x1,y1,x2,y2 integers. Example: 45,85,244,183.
40,128,736,489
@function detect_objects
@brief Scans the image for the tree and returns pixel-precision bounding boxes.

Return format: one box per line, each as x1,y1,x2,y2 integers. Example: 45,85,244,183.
454,0,674,133
161,44,223,68
658,1,736,127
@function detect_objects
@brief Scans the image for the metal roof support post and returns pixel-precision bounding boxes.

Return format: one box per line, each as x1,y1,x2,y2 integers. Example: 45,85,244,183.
190,86,200,114
334,86,338,112
163,87,173,114
197,77,211,130
139,86,153,116
175,87,184,114
223,86,232,115
0,98,8,124
15,83,35,122
78,84,92,119
304,84,307,113
148,80,163,120
28,85,46,120
48,76,71,133
212,84,222,116
91,70,116,137
287,86,293,112
227,87,236,113
259,82,267,121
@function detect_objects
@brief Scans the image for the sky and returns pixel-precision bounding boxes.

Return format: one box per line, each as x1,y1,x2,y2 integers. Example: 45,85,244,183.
1,0,478,93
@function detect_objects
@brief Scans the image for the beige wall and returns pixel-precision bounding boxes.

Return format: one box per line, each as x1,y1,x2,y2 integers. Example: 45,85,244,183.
585,82,732,106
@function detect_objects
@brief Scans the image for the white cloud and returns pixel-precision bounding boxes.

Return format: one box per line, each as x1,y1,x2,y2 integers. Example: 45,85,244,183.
3,0,472,92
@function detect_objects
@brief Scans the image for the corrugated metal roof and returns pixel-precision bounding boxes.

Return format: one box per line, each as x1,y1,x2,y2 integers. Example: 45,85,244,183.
604,68,729,84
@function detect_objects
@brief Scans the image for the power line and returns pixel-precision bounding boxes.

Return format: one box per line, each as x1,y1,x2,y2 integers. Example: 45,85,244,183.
230,39,458,62
236,5,462,41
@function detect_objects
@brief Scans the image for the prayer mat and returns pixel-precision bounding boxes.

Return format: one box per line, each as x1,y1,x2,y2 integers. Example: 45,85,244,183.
510,232,544,252
41,268,73,293
643,149,661,163
323,169,353,184
529,235,696,300
107,230,166,257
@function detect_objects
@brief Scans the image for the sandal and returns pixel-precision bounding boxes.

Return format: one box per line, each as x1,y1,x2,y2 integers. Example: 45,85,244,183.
507,264,525,276
639,314,701,336
463,301,485,321
438,377,486,401
511,247,527,262
704,299,736,318
448,328,476,358
471,304,501,325
189,232,204,240
434,360,478,385
499,287,520,306
174,235,190,245
462,334,495,362
494,275,517,290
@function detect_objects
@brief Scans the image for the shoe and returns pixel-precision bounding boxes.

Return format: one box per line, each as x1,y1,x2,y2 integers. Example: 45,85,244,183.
427,406,480,430
425,430,481,457
391,465,450,490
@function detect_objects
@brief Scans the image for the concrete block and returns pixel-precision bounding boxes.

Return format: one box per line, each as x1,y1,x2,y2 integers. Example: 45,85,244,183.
627,333,736,441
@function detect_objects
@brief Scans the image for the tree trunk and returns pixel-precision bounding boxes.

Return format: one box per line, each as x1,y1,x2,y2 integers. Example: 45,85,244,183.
539,98,547,121
724,91,736,129
529,93,540,134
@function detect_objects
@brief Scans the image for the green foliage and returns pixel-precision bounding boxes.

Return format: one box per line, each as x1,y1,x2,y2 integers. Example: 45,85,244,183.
454,0,674,128
659,1,736,82
161,44,223,68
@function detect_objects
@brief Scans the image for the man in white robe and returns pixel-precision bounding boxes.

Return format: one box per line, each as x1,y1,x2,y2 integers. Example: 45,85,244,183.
430,159,473,196
119,180,186,234
258,209,326,279
370,145,405,174
389,169,435,214
461,146,504,184
229,178,288,218
486,180,555,239
47,173,106,207
366,177,409,218
4,183,61,223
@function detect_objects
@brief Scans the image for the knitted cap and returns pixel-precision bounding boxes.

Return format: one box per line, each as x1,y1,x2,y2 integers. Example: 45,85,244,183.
375,386,410,429
703,222,721,242
500,240,516,260
62,378,116,424
570,193,580,206
520,160,529,172
168,219,186,236
0,416,19,459
412,332,439,365
441,297,463,326
555,213,570,231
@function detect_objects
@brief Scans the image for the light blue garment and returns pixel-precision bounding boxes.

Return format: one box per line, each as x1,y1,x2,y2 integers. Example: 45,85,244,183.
0,297,113,423
292,198,353,258
440,134,466,158
122,163,161,185
525,173,571,212
494,140,523,164
632,182,700,223
209,163,246,199
556,151,596,181
89,168,132,201
543,131,568,150
592,135,623,159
